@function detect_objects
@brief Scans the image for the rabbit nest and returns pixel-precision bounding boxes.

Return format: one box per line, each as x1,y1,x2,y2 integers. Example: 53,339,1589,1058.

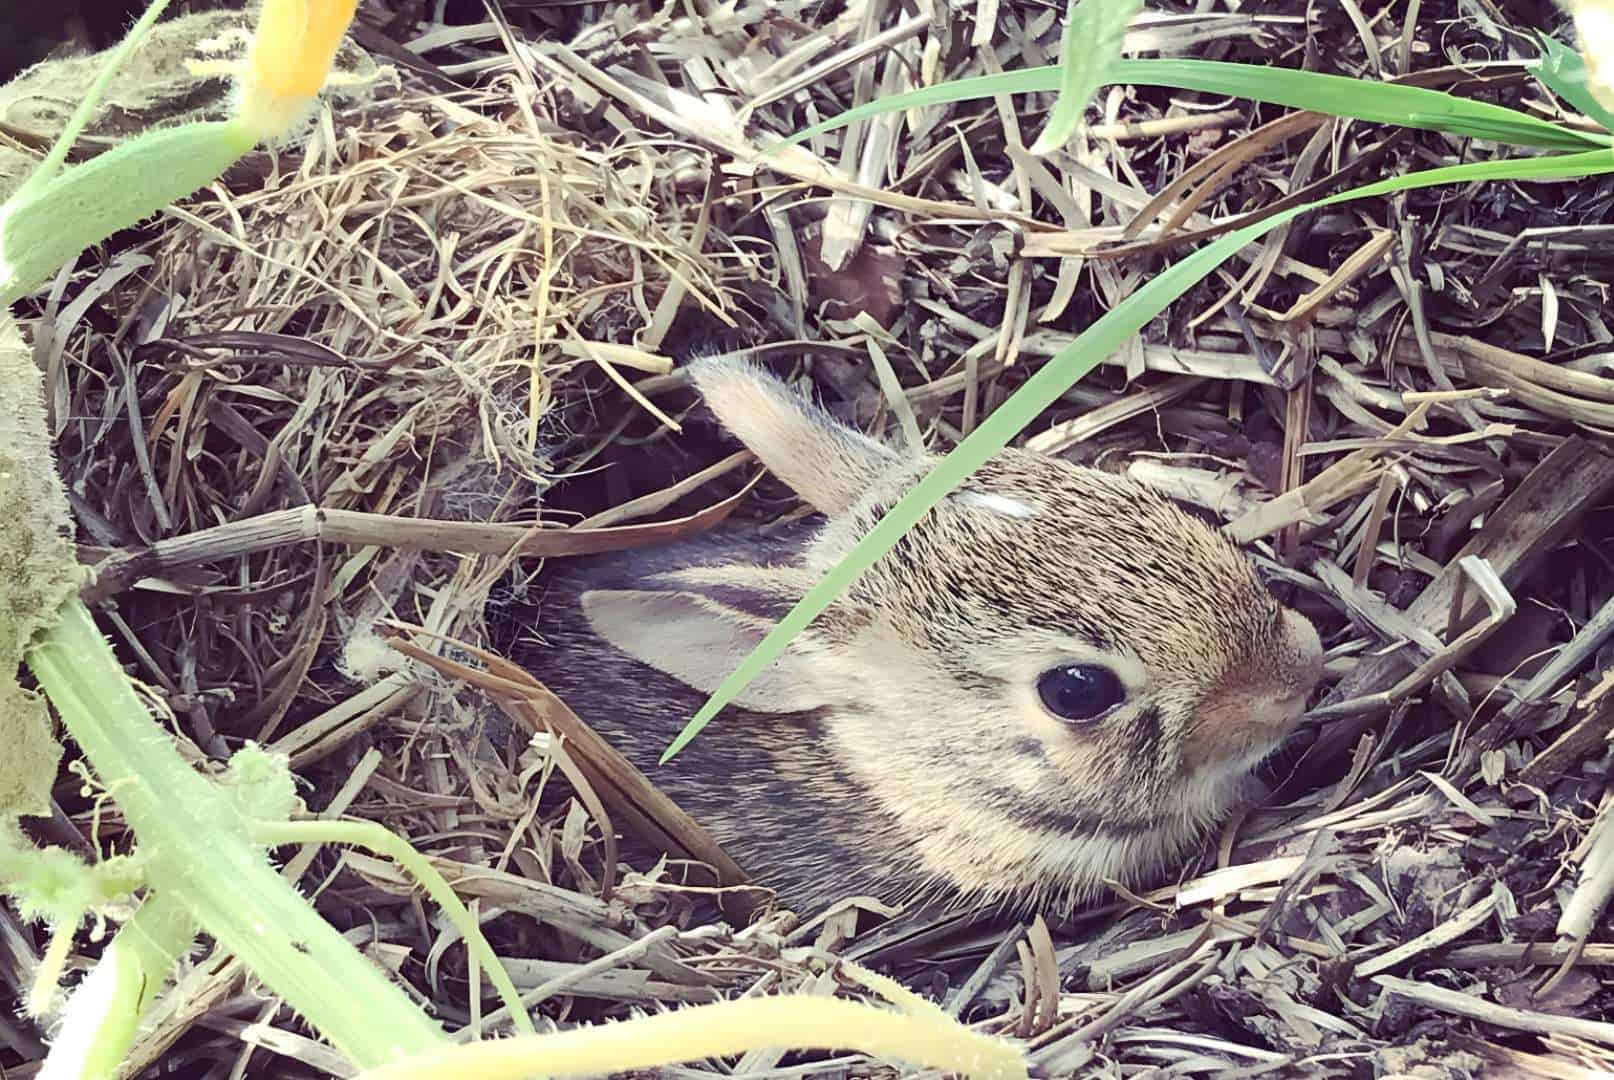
7,0,1614,1077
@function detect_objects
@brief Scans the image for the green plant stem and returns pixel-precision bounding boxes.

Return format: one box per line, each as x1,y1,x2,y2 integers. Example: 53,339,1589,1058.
250,819,536,1036
27,599,447,1067
352,995,1026,1080
38,891,195,1080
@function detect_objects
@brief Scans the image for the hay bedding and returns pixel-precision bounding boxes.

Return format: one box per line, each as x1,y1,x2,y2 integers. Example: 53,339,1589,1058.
6,0,1614,1076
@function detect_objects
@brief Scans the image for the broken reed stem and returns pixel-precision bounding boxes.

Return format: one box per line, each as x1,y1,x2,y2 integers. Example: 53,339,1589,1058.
82,488,758,602
1376,974,1614,1047
1559,790,1614,942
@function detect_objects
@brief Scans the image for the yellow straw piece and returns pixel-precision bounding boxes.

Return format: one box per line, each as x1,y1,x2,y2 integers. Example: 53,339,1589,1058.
353,995,1028,1080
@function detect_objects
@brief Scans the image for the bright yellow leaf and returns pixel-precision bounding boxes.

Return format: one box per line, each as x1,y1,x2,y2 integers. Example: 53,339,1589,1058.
238,0,360,137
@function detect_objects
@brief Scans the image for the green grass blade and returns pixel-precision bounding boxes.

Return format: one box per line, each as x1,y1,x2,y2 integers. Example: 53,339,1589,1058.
777,58,1606,153
662,146,1614,762
1530,31,1614,134
1029,0,1142,154
1122,59,1604,148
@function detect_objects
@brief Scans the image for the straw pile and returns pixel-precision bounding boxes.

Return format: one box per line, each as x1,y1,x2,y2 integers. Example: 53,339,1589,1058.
6,1,1614,1076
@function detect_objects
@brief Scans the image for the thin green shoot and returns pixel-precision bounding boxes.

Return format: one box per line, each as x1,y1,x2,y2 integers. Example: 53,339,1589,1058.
35,891,195,1080
351,991,1027,1080
17,0,174,198
250,819,535,1037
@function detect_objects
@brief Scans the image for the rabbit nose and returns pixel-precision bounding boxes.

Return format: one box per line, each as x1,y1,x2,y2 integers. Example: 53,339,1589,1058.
1280,608,1325,693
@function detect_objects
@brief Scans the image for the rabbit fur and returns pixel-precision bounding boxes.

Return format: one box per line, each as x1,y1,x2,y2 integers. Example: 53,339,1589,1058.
502,357,1325,914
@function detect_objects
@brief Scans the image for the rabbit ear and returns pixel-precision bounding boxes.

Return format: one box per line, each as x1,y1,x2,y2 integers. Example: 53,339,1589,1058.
579,588,831,714
687,357,900,514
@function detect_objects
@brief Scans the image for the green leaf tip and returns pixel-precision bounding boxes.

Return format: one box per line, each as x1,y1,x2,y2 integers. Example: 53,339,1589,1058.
1531,30,1614,134
0,820,146,924
223,745,299,826
1029,0,1143,155
0,120,256,304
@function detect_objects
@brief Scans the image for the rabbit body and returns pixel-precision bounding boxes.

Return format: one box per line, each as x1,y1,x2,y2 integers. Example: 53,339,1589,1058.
504,359,1324,915
511,524,916,909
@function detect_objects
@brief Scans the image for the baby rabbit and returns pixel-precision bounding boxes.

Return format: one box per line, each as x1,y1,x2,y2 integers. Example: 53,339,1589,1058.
508,358,1324,915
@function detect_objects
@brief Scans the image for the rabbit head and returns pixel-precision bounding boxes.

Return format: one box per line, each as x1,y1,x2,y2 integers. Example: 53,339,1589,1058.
579,358,1325,910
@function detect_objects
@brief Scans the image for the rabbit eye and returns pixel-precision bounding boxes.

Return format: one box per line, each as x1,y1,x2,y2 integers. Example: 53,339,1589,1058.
1036,664,1125,723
